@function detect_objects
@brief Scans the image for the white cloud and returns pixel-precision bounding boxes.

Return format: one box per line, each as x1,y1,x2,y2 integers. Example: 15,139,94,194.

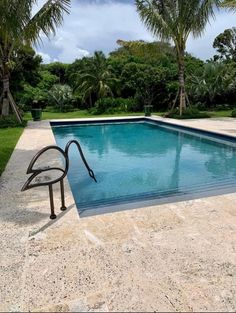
36,0,153,63
52,33,90,62
35,0,236,63
36,51,53,63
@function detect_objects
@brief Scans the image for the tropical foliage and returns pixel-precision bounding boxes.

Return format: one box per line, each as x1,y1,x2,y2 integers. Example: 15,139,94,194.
18,68,58,110
221,0,236,10
49,84,73,112
188,62,236,106
0,0,70,120
135,0,220,115
213,27,236,61
1,0,236,121
72,52,118,107
92,97,138,115
11,33,236,115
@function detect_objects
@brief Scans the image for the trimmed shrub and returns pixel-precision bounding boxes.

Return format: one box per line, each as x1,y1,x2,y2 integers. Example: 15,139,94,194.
215,104,231,111
0,115,27,128
231,109,236,117
92,97,138,114
165,107,211,119
48,84,74,112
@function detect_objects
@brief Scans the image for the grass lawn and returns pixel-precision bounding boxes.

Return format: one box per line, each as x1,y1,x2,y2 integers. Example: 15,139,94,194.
0,127,24,175
23,109,233,120
204,110,233,118
23,110,153,120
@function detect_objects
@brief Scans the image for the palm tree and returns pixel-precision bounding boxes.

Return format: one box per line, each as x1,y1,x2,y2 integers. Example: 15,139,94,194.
0,0,70,122
49,84,73,112
189,62,236,105
75,52,118,107
136,0,220,115
221,0,236,10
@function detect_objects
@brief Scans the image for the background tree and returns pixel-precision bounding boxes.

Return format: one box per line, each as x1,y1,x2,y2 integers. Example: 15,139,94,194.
65,41,204,113
43,62,68,84
74,52,118,107
213,28,236,61
0,0,70,121
120,62,172,110
109,40,179,109
49,84,73,112
10,45,42,96
188,62,236,106
136,0,220,115
19,69,58,110
114,40,176,66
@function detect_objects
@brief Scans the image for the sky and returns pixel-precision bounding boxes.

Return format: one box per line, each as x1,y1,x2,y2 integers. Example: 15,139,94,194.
35,0,236,63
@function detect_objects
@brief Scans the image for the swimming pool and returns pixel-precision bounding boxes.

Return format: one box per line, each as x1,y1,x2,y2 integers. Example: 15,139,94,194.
52,118,236,216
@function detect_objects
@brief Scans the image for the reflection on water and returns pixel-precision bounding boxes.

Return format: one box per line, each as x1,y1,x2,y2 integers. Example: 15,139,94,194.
53,122,236,208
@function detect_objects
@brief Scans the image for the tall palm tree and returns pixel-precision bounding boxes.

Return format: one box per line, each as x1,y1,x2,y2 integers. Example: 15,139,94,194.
136,0,220,115
75,52,118,107
0,0,70,122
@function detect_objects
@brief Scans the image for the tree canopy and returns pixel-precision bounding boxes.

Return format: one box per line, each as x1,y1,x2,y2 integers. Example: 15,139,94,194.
213,27,236,61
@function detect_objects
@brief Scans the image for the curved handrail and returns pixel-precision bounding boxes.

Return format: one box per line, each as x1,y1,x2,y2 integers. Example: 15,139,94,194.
22,140,97,192
21,146,68,191
65,140,97,183
21,140,97,219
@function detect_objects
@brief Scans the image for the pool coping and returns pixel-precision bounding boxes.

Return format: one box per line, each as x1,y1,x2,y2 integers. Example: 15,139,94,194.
51,115,236,142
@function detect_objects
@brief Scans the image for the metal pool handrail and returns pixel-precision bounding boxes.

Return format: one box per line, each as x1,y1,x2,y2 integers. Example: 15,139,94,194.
21,140,97,219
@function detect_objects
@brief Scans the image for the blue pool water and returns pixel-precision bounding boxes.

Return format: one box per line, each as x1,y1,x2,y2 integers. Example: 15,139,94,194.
52,120,236,215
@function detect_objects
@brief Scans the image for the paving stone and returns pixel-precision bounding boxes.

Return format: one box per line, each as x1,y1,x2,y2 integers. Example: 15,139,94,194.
0,117,236,311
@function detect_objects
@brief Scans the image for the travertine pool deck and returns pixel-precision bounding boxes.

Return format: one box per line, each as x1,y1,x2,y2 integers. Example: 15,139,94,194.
0,116,236,312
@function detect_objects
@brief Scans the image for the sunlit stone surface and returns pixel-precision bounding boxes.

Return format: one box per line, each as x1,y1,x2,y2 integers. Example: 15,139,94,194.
0,116,235,312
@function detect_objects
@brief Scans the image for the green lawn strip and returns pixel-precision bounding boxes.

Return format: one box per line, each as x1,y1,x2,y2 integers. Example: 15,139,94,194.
204,110,233,118
24,110,163,121
0,127,24,175
24,109,234,121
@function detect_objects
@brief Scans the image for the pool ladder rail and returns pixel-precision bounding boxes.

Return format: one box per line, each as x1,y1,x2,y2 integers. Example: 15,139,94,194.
21,140,97,219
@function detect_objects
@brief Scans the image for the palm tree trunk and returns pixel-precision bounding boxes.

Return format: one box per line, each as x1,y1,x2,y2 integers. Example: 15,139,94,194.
8,90,23,123
1,76,10,116
170,87,180,112
168,49,187,116
1,49,22,122
178,50,186,116
0,74,22,123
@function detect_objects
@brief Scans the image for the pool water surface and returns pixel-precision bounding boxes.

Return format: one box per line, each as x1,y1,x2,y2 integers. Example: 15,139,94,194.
52,120,236,215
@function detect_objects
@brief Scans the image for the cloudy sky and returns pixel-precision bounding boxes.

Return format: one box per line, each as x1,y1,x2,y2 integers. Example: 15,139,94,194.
35,0,235,63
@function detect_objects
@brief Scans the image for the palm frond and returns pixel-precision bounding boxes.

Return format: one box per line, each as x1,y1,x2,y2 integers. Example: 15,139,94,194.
221,0,236,11
136,0,172,41
0,0,33,52
191,0,220,39
136,0,220,45
24,0,71,44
